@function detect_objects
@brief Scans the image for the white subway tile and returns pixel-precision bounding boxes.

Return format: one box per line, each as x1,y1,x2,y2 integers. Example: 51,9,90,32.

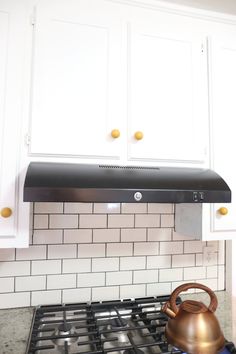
218,241,225,265
31,290,61,306
207,266,217,278
133,270,158,284
120,284,146,299
80,215,107,228
121,229,146,242
203,252,218,266
172,254,195,268
134,242,159,256
34,215,48,229
50,214,78,229
78,244,105,258
160,242,183,255
184,267,206,280
195,278,218,292
106,271,132,285
63,259,91,273
107,243,133,257
33,230,63,244
218,265,225,290
171,281,196,293
159,268,183,282
92,258,119,272
135,215,160,228
108,215,134,228
148,229,171,241
147,255,171,269
147,283,171,296
78,273,105,287
15,276,46,291
64,203,92,214
161,215,175,228
120,257,146,270
148,204,173,214
34,203,63,214
93,229,120,243
207,241,219,251
0,292,30,309
0,261,30,277
92,286,119,301
172,231,195,241
184,241,206,254
47,274,76,289
0,249,15,261
0,278,14,293
16,245,46,260
48,244,77,259
196,254,203,266
122,203,147,214
62,288,91,303
64,229,92,244
32,260,61,275
94,203,120,214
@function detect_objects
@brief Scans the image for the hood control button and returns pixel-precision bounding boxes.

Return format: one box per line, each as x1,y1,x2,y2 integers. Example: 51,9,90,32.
134,192,142,201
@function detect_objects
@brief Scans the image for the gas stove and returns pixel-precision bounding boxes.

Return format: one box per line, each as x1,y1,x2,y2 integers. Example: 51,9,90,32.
26,295,236,354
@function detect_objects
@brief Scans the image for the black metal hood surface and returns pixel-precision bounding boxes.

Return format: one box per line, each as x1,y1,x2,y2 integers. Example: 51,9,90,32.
23,162,231,203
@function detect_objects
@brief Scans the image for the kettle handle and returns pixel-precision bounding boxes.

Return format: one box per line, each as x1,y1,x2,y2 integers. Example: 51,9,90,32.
169,282,218,314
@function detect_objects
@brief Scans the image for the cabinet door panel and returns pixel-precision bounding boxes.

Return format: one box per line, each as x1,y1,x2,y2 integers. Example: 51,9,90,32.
128,21,208,164
30,0,124,158
0,1,29,246
211,39,236,232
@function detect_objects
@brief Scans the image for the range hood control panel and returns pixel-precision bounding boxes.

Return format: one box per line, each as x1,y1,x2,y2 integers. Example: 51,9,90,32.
193,191,205,202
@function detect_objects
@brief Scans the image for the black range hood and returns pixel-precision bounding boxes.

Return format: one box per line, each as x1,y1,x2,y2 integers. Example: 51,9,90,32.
23,162,231,203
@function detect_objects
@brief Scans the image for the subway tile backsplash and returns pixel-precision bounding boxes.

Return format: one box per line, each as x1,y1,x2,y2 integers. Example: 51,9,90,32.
0,203,225,308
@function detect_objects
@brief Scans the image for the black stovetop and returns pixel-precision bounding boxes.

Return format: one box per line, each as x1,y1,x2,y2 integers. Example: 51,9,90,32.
26,295,236,354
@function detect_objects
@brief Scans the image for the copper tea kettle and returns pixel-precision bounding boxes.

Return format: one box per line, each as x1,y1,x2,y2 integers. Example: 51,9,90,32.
161,283,225,354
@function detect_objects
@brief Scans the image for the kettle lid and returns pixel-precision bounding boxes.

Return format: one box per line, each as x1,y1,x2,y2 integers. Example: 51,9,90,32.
181,300,208,314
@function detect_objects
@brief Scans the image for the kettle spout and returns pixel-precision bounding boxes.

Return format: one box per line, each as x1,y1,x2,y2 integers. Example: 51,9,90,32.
161,301,177,319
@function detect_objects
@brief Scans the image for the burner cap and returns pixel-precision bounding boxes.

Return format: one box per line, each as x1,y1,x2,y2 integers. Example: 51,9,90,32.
124,349,144,354
110,317,128,329
58,323,72,333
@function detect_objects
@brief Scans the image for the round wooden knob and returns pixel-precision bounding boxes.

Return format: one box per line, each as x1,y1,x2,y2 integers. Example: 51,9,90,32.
1,207,12,218
218,207,228,216
134,131,144,140
111,129,120,139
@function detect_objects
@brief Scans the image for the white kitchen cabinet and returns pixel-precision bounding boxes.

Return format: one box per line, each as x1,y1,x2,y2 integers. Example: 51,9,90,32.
175,35,236,240
0,0,30,247
127,14,208,164
28,0,209,166
29,0,125,160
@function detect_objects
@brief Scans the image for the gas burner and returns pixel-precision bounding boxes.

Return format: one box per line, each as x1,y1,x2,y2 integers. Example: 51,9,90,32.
110,317,129,329
102,317,131,343
123,349,144,354
52,322,78,346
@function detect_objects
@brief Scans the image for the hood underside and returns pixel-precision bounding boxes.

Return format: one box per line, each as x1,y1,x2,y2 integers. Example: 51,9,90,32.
23,162,231,203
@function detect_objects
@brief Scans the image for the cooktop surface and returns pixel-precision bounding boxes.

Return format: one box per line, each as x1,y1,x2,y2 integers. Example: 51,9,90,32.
26,295,236,354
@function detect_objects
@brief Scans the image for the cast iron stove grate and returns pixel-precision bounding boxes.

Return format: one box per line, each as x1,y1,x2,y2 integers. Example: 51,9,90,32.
26,295,236,354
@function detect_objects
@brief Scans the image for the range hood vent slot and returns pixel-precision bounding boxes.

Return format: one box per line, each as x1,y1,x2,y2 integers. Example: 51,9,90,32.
23,162,231,203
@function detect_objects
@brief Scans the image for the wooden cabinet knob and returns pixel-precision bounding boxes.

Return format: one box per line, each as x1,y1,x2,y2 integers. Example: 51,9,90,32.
134,131,144,140
1,207,12,218
111,129,120,139
218,207,228,216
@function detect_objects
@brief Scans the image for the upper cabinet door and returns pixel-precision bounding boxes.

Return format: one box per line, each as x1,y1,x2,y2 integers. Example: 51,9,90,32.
0,0,29,247
29,0,125,159
210,37,236,234
127,14,208,165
